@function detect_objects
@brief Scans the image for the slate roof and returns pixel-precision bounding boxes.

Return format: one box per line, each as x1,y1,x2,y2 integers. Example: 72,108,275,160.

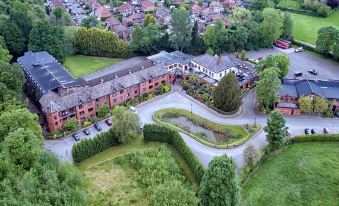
191,54,235,73
17,51,86,95
278,79,339,99
147,51,192,66
39,64,168,113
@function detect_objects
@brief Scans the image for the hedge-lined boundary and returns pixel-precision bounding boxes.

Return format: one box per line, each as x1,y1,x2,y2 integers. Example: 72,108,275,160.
276,5,334,17
143,124,205,183
289,134,339,143
72,128,119,163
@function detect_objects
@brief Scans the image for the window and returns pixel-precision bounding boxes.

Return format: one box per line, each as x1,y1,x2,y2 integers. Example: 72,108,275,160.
112,98,116,103
149,85,153,89
161,80,165,84
88,108,93,112
55,122,58,126
142,88,146,93
79,104,83,109
69,107,75,113
79,111,84,115
120,90,124,94
134,90,138,94
54,115,58,120
155,82,159,86
149,80,152,83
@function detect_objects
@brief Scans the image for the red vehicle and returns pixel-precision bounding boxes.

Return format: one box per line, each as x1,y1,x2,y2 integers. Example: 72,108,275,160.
275,39,292,49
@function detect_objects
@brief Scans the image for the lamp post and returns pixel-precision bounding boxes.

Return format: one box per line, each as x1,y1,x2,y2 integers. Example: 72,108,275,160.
254,117,257,127
191,103,192,114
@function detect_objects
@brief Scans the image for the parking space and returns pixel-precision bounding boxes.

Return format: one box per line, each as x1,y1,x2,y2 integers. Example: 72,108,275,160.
44,118,112,160
246,47,339,81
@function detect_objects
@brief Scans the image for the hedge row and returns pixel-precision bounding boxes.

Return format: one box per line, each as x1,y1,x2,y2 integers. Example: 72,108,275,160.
143,124,205,183
276,5,322,17
290,134,339,143
72,128,119,163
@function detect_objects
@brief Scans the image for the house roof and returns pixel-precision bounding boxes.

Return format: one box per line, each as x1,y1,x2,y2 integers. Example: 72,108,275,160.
192,54,235,73
50,0,65,9
106,16,121,27
147,51,192,66
278,79,339,99
129,12,144,20
39,64,168,113
191,4,202,13
141,0,155,10
17,51,86,95
156,7,170,18
117,3,133,12
95,6,111,18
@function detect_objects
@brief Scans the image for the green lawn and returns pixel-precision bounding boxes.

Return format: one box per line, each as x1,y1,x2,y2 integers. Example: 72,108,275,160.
63,55,120,77
278,0,301,9
242,142,339,206
291,10,339,45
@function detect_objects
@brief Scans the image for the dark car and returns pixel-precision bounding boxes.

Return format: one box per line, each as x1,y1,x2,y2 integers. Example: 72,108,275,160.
105,119,112,126
311,129,317,134
304,128,310,135
294,72,302,77
72,133,80,141
94,123,102,131
308,70,318,75
83,129,90,135
323,128,329,134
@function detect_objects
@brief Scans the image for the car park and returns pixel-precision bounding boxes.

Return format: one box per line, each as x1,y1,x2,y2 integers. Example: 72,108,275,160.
72,133,80,141
105,119,112,126
304,128,310,135
94,123,102,131
83,129,90,135
308,70,318,75
295,47,303,53
311,129,317,134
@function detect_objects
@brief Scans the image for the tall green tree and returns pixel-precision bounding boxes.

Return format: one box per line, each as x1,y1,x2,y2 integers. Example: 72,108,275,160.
250,0,273,10
0,19,25,56
144,14,157,26
49,7,73,26
264,110,287,149
259,8,282,48
256,67,281,110
29,19,65,61
233,26,249,51
281,12,293,40
81,16,100,28
189,21,205,54
0,45,11,64
257,54,290,79
203,19,227,55
10,9,32,42
130,24,162,55
63,26,77,55
316,26,338,55
169,8,192,51
199,155,240,206
298,96,313,113
229,7,252,26
213,72,241,112
245,21,260,50
333,34,339,61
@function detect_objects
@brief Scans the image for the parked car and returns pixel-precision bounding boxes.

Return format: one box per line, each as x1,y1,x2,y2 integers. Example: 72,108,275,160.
105,119,112,126
311,129,317,134
294,72,303,77
94,123,102,131
295,47,303,53
304,128,310,135
286,129,292,137
323,128,329,134
83,129,90,135
308,70,318,75
130,106,137,113
257,57,263,61
72,133,80,141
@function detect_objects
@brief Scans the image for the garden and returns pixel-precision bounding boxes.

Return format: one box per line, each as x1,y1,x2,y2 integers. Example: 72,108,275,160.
241,142,339,206
63,55,120,77
83,145,198,206
154,108,260,148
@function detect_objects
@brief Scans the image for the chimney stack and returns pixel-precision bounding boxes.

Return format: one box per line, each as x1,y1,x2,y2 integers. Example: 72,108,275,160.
128,70,131,74
217,55,221,65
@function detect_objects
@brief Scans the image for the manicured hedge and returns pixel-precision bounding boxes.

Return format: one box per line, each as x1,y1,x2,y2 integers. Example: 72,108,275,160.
143,124,205,183
290,134,339,143
72,128,119,163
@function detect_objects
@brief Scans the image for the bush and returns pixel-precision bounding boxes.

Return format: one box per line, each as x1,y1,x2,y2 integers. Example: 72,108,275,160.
72,128,119,163
290,134,339,143
97,104,110,118
62,117,78,132
143,124,205,183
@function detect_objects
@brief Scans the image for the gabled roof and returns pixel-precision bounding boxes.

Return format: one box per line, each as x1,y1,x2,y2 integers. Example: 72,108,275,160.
106,16,121,27
147,51,192,65
191,54,235,73
95,6,111,18
117,3,133,11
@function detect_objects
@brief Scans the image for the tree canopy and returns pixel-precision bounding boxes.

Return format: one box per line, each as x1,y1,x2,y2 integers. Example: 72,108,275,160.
264,111,287,149
170,8,192,51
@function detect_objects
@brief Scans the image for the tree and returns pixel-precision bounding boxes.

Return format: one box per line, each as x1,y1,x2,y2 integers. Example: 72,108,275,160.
298,96,313,113
4,128,42,170
130,24,162,55
257,54,290,78
264,110,286,149
233,26,249,51
81,16,100,28
64,26,77,55
213,72,241,112
203,19,227,55
281,12,293,40
244,144,260,167
240,49,246,61
62,117,78,132
316,26,338,55
189,21,205,54
0,19,25,56
49,7,73,26
245,21,260,50
326,0,338,8
229,7,252,26
111,105,141,143
259,8,282,48
334,34,339,61
255,67,280,110
97,104,109,118
0,45,11,64
313,96,328,113
29,19,65,61
199,155,240,206
169,8,192,51
250,0,273,10
144,14,157,26
10,9,32,41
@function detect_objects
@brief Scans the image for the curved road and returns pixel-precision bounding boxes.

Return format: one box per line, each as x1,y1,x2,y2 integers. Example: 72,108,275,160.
136,90,339,170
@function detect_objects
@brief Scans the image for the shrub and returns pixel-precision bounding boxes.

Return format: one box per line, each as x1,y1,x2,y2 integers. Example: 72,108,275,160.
244,144,260,167
82,119,91,127
143,124,205,182
97,104,110,118
62,117,78,132
290,134,339,143
72,128,119,163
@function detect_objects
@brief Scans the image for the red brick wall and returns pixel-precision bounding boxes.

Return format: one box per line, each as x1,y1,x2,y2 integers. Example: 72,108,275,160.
275,107,301,115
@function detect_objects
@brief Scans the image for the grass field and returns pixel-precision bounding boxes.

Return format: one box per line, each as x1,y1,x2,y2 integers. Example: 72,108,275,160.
291,10,339,45
83,145,198,206
242,142,339,206
63,55,120,77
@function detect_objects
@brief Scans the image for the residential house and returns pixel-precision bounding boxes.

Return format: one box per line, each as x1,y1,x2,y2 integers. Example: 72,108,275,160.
117,2,134,17
275,79,339,115
190,4,202,17
221,0,236,11
122,12,144,26
111,24,134,41
208,13,229,25
141,0,156,12
49,0,65,11
106,16,122,30
155,7,171,25
95,5,112,20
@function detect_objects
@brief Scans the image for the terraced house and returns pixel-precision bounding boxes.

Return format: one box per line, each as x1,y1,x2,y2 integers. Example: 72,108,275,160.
18,51,173,132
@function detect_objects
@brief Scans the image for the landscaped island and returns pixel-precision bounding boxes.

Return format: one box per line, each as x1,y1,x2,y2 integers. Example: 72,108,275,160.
242,142,339,206
154,108,260,148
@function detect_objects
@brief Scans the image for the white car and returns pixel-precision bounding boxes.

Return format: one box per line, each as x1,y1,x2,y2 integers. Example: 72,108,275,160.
295,47,303,53
130,106,137,113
